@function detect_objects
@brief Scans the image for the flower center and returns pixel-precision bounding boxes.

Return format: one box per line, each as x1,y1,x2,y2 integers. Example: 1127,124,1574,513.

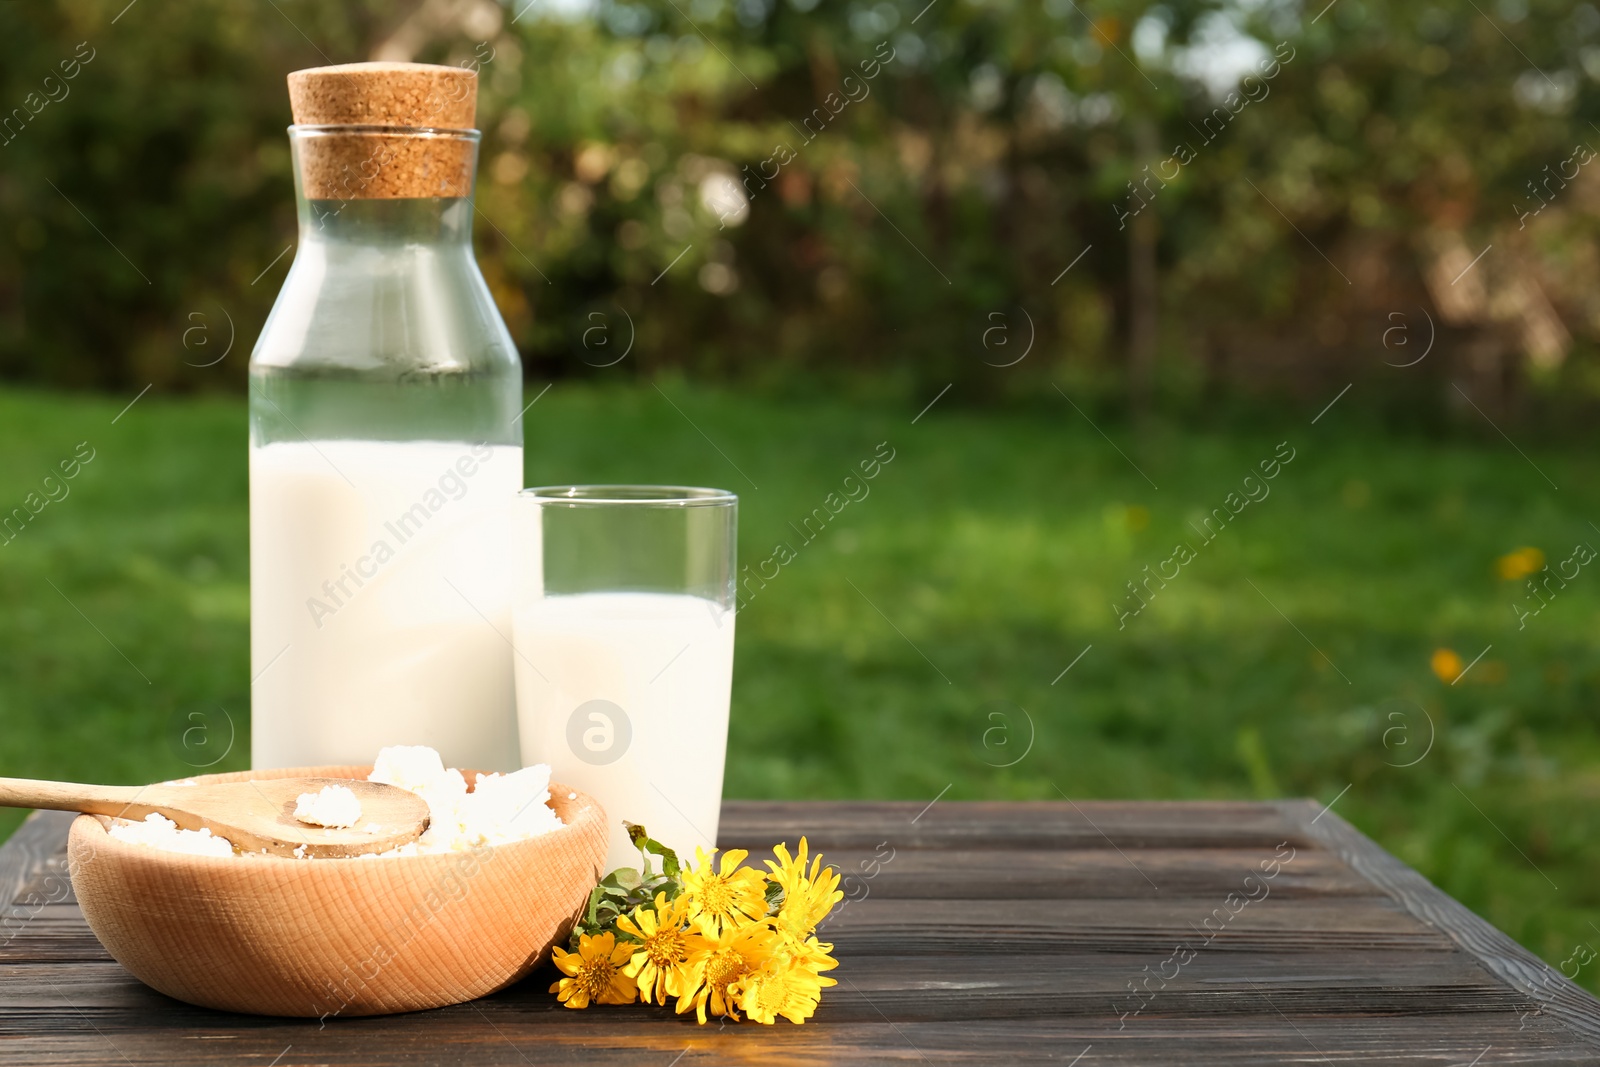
699,878,734,916
578,956,619,997
646,928,686,966
704,946,747,991
754,972,790,1014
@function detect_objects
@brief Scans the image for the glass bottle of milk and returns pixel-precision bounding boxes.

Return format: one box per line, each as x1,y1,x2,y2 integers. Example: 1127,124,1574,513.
248,63,522,771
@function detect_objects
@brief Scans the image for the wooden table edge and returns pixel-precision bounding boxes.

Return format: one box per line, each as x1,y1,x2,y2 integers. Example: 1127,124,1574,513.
1275,797,1600,1046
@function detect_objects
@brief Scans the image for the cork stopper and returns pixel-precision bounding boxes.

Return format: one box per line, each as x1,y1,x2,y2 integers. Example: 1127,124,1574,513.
286,63,479,201
288,62,477,129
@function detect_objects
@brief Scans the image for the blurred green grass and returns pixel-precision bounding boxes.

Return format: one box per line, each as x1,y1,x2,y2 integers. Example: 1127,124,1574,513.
1,382,1596,991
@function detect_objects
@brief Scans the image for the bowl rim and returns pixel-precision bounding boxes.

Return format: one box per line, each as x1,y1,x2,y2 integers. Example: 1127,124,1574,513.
70,764,601,868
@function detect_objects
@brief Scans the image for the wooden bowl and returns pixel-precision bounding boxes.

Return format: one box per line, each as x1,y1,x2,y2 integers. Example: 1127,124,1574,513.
66,764,608,1018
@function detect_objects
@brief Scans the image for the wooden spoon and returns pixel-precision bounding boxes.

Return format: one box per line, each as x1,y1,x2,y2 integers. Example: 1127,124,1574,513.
0,776,430,858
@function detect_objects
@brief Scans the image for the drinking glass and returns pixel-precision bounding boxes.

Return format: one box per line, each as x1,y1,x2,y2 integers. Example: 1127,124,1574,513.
513,486,737,871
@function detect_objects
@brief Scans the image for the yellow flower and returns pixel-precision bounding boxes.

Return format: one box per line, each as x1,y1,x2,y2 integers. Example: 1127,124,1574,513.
548,932,638,1009
791,934,840,976
681,847,768,937
616,892,706,1006
731,941,839,1025
1496,546,1544,581
765,838,843,941
677,919,778,1023
1430,647,1463,683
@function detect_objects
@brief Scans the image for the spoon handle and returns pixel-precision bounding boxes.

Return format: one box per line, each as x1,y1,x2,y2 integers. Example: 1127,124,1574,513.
0,777,158,817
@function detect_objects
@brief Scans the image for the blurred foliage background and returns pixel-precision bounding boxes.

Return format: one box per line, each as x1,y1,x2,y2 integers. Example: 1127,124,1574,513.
2,0,1600,1000
3,0,1600,423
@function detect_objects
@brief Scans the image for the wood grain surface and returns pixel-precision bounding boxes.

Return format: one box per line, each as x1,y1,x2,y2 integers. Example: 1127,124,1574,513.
1,799,1596,1065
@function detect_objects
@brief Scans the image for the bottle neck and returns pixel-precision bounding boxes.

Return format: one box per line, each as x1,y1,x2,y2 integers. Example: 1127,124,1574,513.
297,196,473,248
287,124,481,248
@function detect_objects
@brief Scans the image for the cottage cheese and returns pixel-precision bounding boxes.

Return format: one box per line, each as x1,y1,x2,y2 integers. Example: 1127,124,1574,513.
369,744,563,854
105,746,564,858
108,813,235,858
294,784,362,828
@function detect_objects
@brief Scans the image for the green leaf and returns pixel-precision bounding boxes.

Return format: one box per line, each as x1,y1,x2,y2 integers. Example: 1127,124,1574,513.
581,828,694,927
646,836,681,880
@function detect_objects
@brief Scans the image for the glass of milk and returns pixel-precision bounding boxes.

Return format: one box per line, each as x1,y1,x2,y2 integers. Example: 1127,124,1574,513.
513,486,736,872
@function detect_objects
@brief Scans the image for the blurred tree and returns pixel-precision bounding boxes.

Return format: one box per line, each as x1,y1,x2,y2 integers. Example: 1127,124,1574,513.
1,0,1598,423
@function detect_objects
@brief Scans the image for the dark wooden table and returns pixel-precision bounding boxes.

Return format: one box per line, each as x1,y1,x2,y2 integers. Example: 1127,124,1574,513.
3,799,1598,1064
